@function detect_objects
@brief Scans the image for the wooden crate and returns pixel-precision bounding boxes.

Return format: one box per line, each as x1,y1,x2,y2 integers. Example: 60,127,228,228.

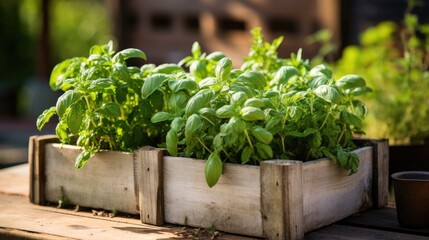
30,135,388,239
29,135,139,214
138,139,389,239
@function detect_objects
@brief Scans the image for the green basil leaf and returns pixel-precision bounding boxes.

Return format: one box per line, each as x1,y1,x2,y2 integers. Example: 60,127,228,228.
37,106,57,131
113,62,131,82
255,142,273,160
185,89,214,117
75,150,93,169
169,91,189,113
336,147,348,168
241,106,265,121
55,121,69,143
113,48,147,61
215,57,232,83
251,127,273,145
205,152,223,188
350,86,372,96
216,105,236,118
230,92,248,106
168,79,198,93
335,74,366,90
341,110,362,128
171,117,185,132
99,102,121,117
190,61,207,80
151,112,174,123
206,51,226,61
67,100,86,134
244,98,265,108
154,63,183,74
309,76,330,88
236,71,266,90
314,85,341,104
185,114,202,139
88,78,116,92
191,42,202,58
229,116,246,133
241,146,252,164
308,64,332,79
199,77,217,89
49,59,73,91
271,66,300,86
56,90,82,119
141,74,169,99
166,130,178,156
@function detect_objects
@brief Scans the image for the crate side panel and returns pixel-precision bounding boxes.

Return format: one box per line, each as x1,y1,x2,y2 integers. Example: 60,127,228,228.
163,156,263,237
44,143,138,214
303,146,373,232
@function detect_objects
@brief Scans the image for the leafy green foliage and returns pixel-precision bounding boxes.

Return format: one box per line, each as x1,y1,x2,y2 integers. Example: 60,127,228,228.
314,1,429,144
151,28,370,187
38,28,369,188
37,41,165,168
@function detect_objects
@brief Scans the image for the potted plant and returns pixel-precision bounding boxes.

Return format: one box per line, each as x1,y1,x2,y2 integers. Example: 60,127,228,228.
31,29,388,239
136,28,388,238
32,41,166,213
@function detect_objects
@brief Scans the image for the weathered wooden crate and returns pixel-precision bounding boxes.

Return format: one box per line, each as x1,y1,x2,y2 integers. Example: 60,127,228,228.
30,135,388,239
29,135,140,214
138,139,389,239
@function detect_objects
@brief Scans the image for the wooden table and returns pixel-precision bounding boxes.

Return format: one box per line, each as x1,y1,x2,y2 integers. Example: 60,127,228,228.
1,164,428,240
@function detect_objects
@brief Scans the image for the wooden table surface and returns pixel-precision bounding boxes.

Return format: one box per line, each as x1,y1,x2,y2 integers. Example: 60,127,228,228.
1,164,428,240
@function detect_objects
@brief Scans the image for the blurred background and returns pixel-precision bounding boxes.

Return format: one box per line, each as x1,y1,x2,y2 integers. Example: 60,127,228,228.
1,0,429,168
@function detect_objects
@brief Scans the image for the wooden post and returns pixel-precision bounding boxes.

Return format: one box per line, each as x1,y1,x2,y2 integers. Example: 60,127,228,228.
260,160,304,240
137,147,164,225
29,135,59,204
371,139,389,208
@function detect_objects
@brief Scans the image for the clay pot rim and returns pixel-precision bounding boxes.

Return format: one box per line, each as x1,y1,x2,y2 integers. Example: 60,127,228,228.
391,171,429,182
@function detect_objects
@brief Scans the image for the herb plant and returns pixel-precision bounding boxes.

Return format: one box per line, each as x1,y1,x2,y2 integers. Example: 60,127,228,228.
151,28,370,187
37,30,370,188
37,41,166,168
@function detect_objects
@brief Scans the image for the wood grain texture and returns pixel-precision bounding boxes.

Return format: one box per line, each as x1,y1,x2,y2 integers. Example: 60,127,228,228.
371,139,389,208
260,160,304,240
305,224,429,240
138,147,164,225
302,146,374,232
163,156,263,237
44,143,138,213
29,135,59,204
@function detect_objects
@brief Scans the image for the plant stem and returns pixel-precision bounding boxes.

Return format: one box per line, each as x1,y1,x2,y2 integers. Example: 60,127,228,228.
243,129,254,153
281,135,286,154
196,137,212,154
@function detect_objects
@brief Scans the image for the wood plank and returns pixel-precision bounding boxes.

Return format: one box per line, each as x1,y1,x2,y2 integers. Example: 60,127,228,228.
163,156,263,237
138,147,164,225
44,143,138,214
261,160,304,240
371,139,389,208
29,135,59,204
0,161,257,240
0,193,178,240
305,224,429,240
303,146,374,232
340,207,429,236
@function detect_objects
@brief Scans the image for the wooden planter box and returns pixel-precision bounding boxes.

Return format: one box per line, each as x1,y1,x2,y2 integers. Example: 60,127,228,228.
30,135,388,239
29,135,139,214
139,139,389,239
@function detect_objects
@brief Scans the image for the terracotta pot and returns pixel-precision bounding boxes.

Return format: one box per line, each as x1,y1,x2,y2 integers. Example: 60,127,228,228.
392,171,429,228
